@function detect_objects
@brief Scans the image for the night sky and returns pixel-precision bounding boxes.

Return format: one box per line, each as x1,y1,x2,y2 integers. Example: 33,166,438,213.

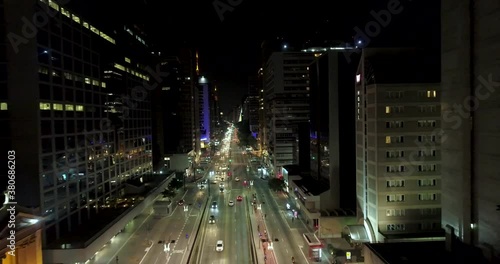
70,0,439,112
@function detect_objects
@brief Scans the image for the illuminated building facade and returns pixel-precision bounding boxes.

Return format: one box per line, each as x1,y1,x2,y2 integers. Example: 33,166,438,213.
355,48,442,242
198,76,211,146
263,52,315,174
1,0,152,254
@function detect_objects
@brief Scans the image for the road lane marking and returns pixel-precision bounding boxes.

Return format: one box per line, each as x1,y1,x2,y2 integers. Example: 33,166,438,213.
109,212,153,264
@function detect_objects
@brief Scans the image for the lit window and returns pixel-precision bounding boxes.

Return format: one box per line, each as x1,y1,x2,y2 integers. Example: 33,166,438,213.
48,0,59,10
101,82,106,88
427,90,437,98
356,74,361,83
84,78,91,84
114,63,125,71
40,102,51,110
385,106,391,114
65,104,74,111
385,136,391,144
125,57,131,63
82,21,89,29
0,102,7,110
90,25,99,35
72,14,80,24
53,103,63,111
38,67,49,74
60,7,70,17
92,80,100,86
75,105,84,111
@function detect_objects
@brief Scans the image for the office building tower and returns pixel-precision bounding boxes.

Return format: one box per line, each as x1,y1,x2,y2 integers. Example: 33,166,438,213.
441,0,500,261
355,48,441,242
2,0,153,253
198,76,211,147
263,52,315,175
309,49,358,210
247,76,260,137
151,56,185,168
178,48,199,158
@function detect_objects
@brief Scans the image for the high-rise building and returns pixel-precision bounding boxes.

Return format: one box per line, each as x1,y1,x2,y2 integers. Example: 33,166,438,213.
151,56,185,168
263,52,315,175
247,76,260,137
258,68,266,152
198,76,211,148
355,48,441,242
178,48,199,158
441,0,500,261
309,49,358,211
2,0,153,251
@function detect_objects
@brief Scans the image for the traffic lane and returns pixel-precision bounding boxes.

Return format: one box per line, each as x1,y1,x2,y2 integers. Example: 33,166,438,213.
96,213,158,264
201,193,230,263
255,183,306,264
231,193,251,264
164,206,203,264
143,204,199,264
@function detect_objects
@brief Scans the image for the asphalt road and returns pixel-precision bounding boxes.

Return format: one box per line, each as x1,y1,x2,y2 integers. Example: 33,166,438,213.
195,140,254,264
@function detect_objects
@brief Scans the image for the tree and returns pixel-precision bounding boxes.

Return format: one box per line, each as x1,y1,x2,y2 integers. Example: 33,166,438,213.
168,178,183,190
161,188,176,199
268,178,285,192
236,119,257,148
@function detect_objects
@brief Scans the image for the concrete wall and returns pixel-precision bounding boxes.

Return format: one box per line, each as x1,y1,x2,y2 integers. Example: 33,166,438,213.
441,0,500,261
319,217,357,238
43,172,174,263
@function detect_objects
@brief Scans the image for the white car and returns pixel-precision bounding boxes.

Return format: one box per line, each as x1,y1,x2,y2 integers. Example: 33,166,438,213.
216,240,224,252
228,200,234,207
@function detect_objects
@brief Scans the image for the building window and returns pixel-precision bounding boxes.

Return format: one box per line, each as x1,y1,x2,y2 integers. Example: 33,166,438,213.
419,105,437,113
387,180,405,187
417,120,437,127
418,179,437,186
427,90,437,98
420,208,439,215
40,102,51,110
418,135,436,142
386,91,403,99
386,150,404,158
419,222,439,230
386,209,406,217
52,103,63,111
65,104,74,111
0,102,7,110
387,194,405,202
418,164,437,172
386,106,404,114
418,149,436,157
418,193,437,201
387,224,406,231
386,165,406,173
386,121,404,128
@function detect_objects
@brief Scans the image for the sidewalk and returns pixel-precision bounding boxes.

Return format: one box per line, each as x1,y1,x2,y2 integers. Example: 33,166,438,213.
270,191,332,264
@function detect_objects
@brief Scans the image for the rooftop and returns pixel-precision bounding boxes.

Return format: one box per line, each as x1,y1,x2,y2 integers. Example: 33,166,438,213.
365,240,487,264
46,173,171,249
293,176,329,196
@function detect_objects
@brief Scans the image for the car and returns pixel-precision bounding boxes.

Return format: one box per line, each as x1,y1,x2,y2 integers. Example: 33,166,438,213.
216,240,224,252
219,183,224,188
228,200,234,206
235,177,240,182
211,201,218,209
209,215,215,224
178,199,184,206
236,195,243,201
220,187,224,193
